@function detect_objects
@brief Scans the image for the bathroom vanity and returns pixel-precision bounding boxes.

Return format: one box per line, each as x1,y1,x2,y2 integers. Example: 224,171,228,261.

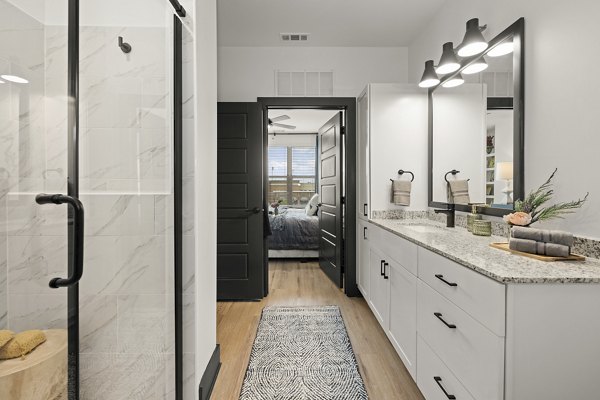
357,218,600,400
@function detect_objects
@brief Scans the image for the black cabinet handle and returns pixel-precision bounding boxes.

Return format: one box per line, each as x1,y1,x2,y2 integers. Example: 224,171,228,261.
434,312,456,329
434,377,456,399
435,274,458,287
36,194,85,289
363,227,368,239
380,260,385,276
363,203,368,216
384,262,389,279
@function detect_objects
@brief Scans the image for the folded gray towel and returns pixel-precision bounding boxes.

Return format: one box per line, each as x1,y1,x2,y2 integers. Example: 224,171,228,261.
509,238,570,257
447,180,470,204
511,227,574,247
391,180,411,206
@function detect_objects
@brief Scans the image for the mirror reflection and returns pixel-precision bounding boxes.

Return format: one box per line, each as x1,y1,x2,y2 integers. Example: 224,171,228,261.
432,36,515,209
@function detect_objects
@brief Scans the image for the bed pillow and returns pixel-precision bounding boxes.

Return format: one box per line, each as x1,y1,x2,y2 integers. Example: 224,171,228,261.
305,194,320,216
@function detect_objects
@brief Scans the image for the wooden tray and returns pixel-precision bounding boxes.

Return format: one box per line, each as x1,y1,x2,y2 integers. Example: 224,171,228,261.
489,242,586,262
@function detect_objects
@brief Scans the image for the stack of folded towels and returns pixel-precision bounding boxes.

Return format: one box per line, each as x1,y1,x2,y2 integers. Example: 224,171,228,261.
509,227,574,258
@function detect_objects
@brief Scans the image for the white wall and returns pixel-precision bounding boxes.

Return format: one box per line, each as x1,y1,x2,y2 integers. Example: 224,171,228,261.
408,0,600,239
268,133,317,148
218,46,408,101
193,0,218,396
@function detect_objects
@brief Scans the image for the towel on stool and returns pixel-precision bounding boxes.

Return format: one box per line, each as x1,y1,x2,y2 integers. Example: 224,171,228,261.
511,227,574,247
391,179,411,206
447,180,470,204
509,238,570,258
0,330,47,360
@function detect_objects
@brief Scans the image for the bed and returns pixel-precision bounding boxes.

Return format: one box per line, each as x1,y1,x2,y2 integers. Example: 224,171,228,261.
268,207,320,258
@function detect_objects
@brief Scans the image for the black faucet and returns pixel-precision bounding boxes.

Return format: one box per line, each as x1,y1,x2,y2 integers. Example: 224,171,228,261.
434,204,455,228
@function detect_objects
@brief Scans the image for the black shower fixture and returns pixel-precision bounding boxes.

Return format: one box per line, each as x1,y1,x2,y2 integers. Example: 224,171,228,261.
118,36,132,53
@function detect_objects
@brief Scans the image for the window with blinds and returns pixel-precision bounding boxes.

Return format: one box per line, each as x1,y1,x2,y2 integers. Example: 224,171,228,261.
268,146,317,206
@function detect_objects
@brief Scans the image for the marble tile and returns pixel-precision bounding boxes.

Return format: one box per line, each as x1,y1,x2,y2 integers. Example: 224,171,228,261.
182,118,195,178
117,295,170,354
79,353,174,400
81,194,155,236
153,194,174,236
0,236,6,329
79,235,168,296
80,295,118,353
6,193,67,236
182,294,195,352
141,77,168,130
7,235,68,294
8,293,67,332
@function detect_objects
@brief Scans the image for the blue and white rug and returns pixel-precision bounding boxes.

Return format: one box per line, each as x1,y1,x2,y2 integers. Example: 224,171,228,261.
239,306,368,399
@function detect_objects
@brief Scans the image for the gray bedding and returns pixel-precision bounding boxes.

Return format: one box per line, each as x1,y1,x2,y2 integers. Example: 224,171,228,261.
268,208,320,250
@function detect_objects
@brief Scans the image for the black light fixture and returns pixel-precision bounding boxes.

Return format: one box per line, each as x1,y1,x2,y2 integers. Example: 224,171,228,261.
418,60,440,88
457,18,488,57
463,57,488,75
442,73,464,88
436,42,460,75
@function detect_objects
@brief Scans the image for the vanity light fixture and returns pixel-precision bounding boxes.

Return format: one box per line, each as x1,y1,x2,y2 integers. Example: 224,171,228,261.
418,60,440,88
463,58,489,75
488,41,514,57
442,73,464,88
0,74,28,84
457,18,488,57
436,42,461,75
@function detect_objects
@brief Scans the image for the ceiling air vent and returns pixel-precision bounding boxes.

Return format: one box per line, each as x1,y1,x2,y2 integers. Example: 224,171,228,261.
280,33,309,42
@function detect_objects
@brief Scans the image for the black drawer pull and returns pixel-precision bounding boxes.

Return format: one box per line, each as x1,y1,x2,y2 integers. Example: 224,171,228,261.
363,227,368,239
383,262,389,279
380,260,385,276
435,274,458,287
434,376,456,399
363,203,368,216
434,312,456,329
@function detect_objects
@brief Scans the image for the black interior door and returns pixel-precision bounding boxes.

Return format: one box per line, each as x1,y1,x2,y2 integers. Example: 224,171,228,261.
318,112,344,287
217,103,264,300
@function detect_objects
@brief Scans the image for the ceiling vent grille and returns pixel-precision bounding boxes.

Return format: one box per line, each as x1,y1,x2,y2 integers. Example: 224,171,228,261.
280,33,309,42
275,70,334,97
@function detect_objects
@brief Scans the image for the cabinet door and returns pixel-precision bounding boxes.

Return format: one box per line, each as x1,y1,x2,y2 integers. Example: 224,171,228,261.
369,246,389,329
357,90,369,220
357,220,370,300
388,259,417,379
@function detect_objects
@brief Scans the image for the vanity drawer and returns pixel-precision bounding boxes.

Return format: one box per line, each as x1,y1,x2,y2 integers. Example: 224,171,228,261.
377,228,418,275
417,335,475,400
417,280,504,400
418,247,505,336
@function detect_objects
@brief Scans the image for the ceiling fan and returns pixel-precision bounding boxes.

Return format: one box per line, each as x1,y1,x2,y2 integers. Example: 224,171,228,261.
268,114,296,131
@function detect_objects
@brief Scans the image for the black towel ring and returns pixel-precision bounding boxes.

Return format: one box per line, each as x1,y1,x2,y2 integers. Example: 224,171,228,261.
398,169,415,182
444,169,460,183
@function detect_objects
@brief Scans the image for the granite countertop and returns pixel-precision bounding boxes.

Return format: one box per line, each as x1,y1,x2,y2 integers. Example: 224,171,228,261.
369,218,600,284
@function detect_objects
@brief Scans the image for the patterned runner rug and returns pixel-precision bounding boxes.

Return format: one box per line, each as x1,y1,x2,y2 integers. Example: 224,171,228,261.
239,306,368,399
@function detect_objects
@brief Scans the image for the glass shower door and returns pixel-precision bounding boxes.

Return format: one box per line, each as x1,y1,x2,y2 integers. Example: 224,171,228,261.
0,0,70,399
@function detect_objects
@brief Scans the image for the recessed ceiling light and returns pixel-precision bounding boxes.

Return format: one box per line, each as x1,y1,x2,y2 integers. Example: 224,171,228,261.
1,75,28,84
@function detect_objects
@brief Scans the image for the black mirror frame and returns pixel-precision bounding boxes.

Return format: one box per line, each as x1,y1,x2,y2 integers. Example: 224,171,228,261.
428,17,525,217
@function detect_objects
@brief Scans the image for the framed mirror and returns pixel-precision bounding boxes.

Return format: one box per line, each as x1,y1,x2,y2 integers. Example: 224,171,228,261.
428,18,524,216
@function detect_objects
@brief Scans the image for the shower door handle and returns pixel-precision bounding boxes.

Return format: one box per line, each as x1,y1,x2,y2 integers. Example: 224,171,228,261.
36,194,85,289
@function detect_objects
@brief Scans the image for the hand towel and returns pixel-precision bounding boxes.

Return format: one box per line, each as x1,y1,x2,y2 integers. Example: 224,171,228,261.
511,227,574,247
391,179,411,206
447,180,470,204
509,238,570,257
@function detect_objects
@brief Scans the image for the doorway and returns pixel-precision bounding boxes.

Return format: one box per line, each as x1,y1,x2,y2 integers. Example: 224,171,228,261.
260,97,359,298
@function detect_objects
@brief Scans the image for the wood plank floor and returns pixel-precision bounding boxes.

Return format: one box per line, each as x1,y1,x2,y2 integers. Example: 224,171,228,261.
213,259,425,400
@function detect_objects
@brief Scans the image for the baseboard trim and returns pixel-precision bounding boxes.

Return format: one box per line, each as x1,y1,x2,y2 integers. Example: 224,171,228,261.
198,344,221,400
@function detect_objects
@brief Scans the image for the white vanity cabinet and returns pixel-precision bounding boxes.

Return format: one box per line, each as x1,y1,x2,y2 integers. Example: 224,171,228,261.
355,84,428,221
357,220,600,400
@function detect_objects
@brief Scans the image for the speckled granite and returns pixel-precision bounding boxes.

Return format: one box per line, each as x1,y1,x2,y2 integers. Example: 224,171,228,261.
426,210,510,237
573,236,600,260
369,218,600,284
371,210,428,220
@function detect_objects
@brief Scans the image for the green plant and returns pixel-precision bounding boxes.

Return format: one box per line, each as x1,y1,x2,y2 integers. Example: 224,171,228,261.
514,168,589,225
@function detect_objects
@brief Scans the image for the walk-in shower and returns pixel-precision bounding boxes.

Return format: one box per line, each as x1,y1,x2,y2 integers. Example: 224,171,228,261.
0,0,195,399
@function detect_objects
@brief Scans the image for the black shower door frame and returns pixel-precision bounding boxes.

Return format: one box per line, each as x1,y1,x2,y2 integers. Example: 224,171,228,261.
64,1,186,399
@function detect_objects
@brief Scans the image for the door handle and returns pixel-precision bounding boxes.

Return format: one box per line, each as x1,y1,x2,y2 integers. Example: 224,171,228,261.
383,262,389,279
433,377,456,399
36,194,84,289
434,312,457,329
246,207,262,214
